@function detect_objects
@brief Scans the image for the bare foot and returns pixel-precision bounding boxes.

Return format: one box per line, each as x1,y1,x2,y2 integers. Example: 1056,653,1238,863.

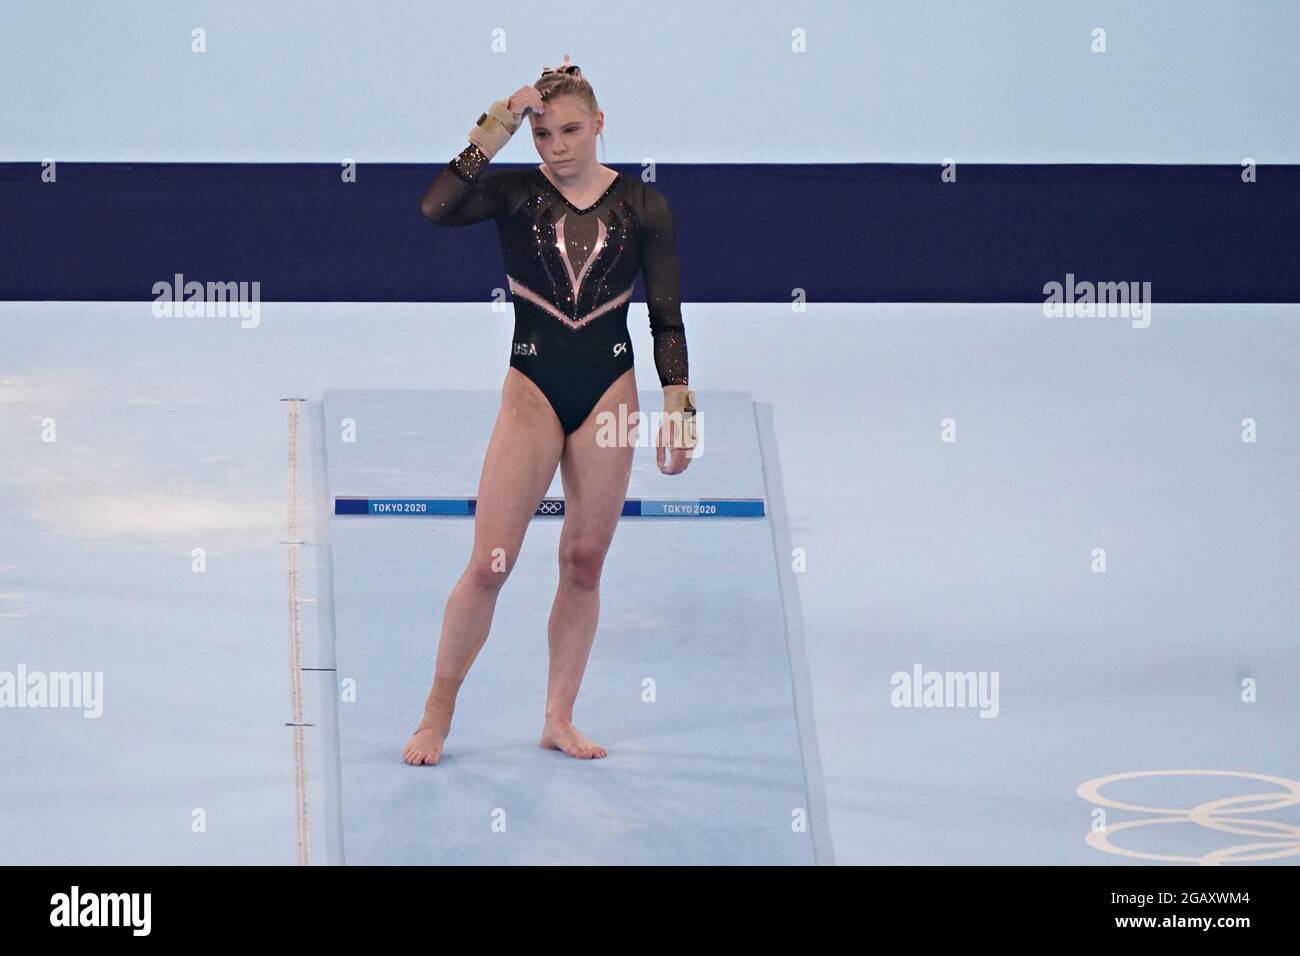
402,722,448,765
402,705,453,766
403,676,462,766
540,716,608,759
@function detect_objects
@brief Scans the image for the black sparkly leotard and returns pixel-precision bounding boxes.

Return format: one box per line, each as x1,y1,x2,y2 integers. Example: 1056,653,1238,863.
421,143,689,435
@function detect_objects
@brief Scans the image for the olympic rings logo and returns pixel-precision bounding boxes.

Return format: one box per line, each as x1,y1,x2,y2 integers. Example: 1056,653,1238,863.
1076,770,1300,864
536,499,564,515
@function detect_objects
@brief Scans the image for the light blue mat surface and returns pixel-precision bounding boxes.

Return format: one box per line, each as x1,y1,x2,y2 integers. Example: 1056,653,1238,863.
324,388,817,864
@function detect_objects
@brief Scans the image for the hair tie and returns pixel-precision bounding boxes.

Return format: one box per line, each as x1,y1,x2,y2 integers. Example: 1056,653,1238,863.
541,54,581,76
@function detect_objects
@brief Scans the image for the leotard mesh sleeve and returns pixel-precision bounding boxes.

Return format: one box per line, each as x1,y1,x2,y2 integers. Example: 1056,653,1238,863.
639,185,689,387
420,143,509,225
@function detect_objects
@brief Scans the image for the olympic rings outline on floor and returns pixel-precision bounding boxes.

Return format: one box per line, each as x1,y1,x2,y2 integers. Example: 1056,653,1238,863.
1076,769,1300,865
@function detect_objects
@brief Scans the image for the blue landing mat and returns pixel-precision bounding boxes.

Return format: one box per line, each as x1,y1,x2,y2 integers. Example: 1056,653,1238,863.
323,388,815,864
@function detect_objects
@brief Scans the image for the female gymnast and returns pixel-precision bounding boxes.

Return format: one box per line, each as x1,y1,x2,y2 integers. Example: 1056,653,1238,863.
403,55,696,764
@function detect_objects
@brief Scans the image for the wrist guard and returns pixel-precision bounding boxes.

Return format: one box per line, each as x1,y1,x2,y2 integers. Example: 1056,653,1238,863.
664,389,697,450
466,99,523,160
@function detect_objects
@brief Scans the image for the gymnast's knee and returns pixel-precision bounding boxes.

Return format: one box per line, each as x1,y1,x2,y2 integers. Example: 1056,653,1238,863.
558,541,606,591
463,550,517,592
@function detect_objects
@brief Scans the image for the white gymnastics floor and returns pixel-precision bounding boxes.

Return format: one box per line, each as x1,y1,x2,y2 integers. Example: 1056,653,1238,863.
2,302,1297,865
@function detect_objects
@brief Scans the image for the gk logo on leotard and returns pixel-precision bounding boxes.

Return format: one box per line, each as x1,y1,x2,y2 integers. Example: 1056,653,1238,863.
612,341,628,356
513,341,537,356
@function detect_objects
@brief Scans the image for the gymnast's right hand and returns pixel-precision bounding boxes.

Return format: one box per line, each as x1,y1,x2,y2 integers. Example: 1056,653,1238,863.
507,86,544,117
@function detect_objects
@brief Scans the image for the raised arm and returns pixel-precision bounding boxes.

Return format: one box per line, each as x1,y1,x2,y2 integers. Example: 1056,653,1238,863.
639,185,690,388
420,143,507,225
420,97,525,225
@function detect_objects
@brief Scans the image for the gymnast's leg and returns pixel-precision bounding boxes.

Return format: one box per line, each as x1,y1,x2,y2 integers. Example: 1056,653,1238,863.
403,368,565,765
540,367,639,759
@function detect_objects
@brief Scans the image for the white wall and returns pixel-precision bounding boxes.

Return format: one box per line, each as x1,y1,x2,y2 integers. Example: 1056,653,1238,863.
3,0,1296,163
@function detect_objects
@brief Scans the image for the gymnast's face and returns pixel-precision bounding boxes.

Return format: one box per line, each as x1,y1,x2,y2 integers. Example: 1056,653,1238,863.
529,96,603,177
